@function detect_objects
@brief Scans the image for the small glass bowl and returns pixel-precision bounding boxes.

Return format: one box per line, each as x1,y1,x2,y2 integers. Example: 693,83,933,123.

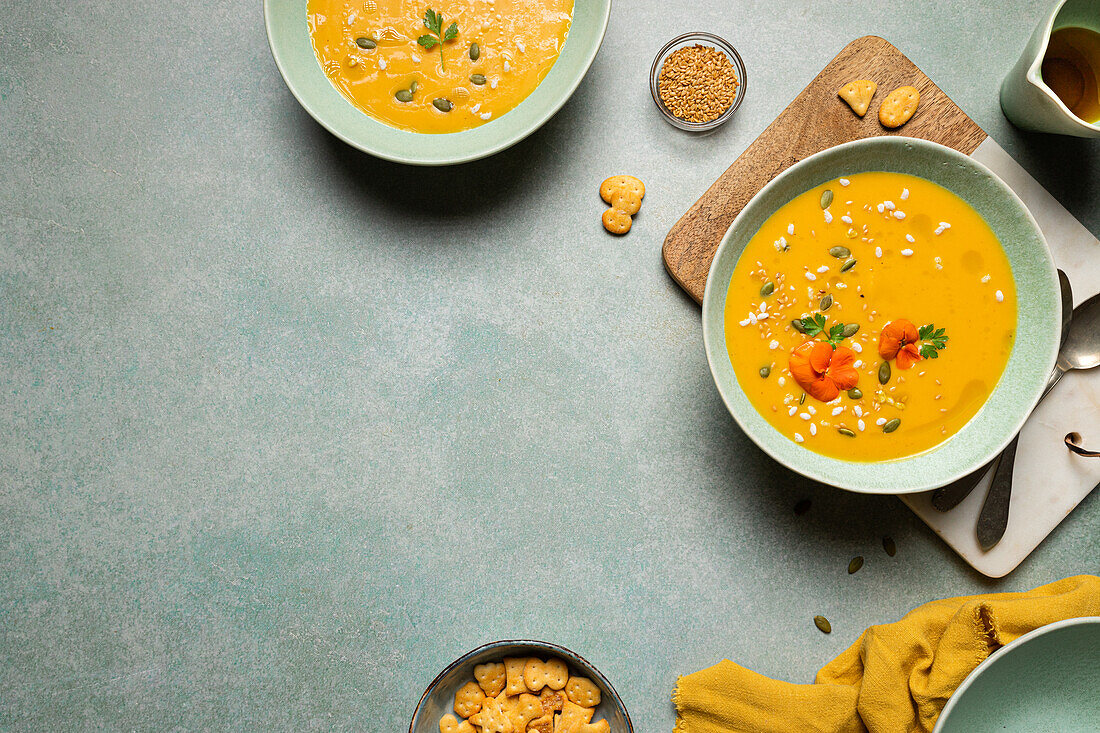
650,32,747,132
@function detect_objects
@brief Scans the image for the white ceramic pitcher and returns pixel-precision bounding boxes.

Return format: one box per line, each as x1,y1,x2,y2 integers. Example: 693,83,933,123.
1000,0,1100,137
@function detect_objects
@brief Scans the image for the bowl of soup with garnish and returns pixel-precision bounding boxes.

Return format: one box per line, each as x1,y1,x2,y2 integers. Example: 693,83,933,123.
701,137,1060,493
265,0,610,164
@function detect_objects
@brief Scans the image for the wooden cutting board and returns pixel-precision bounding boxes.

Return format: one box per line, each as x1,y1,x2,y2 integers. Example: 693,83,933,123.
662,35,987,303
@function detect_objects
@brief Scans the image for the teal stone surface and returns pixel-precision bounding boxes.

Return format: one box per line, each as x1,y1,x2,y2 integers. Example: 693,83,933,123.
702,138,1060,493
1,0,1099,730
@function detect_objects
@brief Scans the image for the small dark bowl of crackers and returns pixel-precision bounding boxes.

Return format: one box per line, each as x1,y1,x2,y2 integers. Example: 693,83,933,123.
408,639,633,733
650,31,747,131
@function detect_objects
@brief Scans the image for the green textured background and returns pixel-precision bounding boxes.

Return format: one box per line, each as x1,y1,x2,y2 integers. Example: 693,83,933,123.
2,0,1098,730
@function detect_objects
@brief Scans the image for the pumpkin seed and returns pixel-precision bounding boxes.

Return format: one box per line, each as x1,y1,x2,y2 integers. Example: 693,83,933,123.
882,536,897,557
829,245,851,259
840,323,860,338
883,418,901,433
840,258,857,273
469,42,480,60
878,361,891,385
791,319,807,333
355,37,377,49
794,499,812,515
847,388,862,399
469,73,487,85
848,556,864,574
395,89,414,103
820,189,833,209
760,281,775,297
819,294,833,311
759,366,771,379
799,392,807,405
837,427,856,437
814,615,832,634
432,98,453,112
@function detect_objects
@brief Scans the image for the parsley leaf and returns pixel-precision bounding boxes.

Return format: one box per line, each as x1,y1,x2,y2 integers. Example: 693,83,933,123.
796,313,851,347
417,7,458,70
917,323,949,357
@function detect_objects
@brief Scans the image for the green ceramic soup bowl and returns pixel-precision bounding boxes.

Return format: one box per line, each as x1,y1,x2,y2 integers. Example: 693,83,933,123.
933,616,1100,732
264,0,611,165
701,137,1060,493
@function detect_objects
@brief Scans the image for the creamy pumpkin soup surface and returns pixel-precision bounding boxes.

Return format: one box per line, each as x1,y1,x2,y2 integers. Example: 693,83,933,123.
724,172,1017,462
307,0,574,134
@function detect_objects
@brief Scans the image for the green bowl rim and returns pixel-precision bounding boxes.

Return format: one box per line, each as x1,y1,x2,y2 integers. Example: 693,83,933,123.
932,616,1100,732
700,137,1060,494
263,0,611,166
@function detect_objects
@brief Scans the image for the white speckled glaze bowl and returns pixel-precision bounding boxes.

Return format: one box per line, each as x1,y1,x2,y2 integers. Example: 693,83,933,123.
934,617,1100,732
408,639,633,733
264,0,611,165
701,137,1060,493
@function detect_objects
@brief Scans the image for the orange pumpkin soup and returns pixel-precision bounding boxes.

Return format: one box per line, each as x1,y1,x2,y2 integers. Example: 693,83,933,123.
307,0,574,134
724,172,1017,461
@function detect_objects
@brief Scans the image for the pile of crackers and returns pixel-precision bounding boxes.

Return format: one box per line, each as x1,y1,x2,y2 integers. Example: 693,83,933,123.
440,656,608,733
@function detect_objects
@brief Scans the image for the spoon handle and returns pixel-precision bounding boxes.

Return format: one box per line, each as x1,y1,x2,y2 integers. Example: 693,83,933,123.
931,363,1068,513
974,364,1068,550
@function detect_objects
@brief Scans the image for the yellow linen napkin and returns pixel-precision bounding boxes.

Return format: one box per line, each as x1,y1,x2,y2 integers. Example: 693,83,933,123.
673,575,1100,733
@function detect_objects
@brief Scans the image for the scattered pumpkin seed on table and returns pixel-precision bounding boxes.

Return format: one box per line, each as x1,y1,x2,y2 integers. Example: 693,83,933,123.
883,536,897,557
848,556,864,574
814,615,832,634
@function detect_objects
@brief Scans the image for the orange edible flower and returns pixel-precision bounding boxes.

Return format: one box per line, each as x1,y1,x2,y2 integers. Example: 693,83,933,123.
878,319,922,370
789,341,859,402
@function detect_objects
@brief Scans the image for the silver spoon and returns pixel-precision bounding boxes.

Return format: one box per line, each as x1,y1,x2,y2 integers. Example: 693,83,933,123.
975,284,1100,549
930,270,1074,512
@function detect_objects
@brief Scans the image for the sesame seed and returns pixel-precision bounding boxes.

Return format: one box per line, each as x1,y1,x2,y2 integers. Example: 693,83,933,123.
794,433,804,442
823,210,833,223
854,405,863,417
853,359,863,368
851,342,862,353
876,417,887,426
901,248,914,257
817,265,829,273
885,201,896,211
807,405,817,415
893,211,906,220
810,423,818,436
839,178,850,186
378,58,387,69
832,406,844,416
480,111,492,120
934,225,946,235
504,60,511,72
739,318,751,327
516,39,525,53
901,188,909,200
934,256,942,270
939,221,951,229
778,376,786,386
875,246,883,257
471,103,481,113
787,223,795,235
905,233,915,243
858,419,866,431
836,282,847,289
656,44,741,123
490,79,498,88
995,290,1004,302
789,406,797,416
769,339,780,349
876,203,885,213
800,412,811,420
981,274,991,283
841,215,853,224
805,272,817,281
